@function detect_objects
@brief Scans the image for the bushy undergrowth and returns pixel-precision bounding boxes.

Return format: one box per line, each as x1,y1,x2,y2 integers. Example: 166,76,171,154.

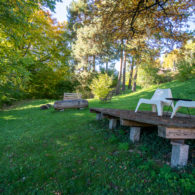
92,119,195,194
0,83,26,108
176,60,195,81
90,73,113,99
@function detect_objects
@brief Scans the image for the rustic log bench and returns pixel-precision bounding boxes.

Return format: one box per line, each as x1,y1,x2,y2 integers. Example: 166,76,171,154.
54,99,88,110
90,108,195,168
54,93,88,110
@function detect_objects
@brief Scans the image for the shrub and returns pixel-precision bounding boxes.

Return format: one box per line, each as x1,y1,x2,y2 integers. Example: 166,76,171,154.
54,80,76,99
176,60,195,81
26,67,76,99
0,82,26,108
137,65,161,88
90,74,113,99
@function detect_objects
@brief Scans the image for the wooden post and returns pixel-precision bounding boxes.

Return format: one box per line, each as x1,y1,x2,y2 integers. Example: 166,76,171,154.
96,113,102,120
130,127,141,143
171,140,189,167
109,119,117,129
96,113,105,120
152,105,156,112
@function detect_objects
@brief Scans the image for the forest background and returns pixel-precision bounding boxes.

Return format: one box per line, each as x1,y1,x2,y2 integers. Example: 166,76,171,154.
0,0,194,107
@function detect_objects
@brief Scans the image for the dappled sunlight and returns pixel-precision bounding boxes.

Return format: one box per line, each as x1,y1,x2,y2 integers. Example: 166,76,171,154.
73,113,85,116
0,115,22,121
13,101,54,111
14,104,43,111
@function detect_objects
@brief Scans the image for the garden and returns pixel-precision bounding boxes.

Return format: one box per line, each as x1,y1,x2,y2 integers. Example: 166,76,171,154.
0,0,195,194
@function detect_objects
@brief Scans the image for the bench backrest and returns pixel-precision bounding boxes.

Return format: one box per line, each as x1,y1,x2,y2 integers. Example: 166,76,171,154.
63,93,82,100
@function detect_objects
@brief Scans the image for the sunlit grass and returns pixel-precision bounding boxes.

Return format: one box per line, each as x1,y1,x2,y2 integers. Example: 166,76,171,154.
0,78,194,194
0,115,20,120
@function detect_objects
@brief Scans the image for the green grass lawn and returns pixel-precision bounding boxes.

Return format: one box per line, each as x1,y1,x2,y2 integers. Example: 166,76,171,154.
0,79,195,194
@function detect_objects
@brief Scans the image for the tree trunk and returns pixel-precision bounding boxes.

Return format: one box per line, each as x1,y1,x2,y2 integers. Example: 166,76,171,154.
83,55,88,72
106,61,108,74
128,56,134,89
132,64,138,92
93,55,96,72
116,40,123,95
122,47,127,91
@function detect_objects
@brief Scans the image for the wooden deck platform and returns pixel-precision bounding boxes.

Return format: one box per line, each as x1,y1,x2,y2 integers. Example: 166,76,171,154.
90,108,195,129
90,108,195,167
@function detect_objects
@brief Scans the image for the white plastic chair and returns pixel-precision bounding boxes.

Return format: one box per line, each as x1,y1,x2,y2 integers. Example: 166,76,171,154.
135,88,174,116
171,100,195,118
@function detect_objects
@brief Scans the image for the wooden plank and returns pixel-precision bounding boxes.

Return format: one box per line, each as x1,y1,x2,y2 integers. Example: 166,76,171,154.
103,114,119,119
90,108,195,129
91,110,101,114
171,139,185,145
121,119,154,127
158,126,195,139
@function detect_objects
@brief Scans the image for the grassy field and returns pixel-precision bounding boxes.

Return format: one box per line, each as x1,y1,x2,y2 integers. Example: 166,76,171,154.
0,79,195,194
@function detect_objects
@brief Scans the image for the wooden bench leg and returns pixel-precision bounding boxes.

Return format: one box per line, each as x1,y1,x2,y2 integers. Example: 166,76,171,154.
130,127,141,143
96,113,105,120
171,140,189,167
109,119,117,129
96,113,102,120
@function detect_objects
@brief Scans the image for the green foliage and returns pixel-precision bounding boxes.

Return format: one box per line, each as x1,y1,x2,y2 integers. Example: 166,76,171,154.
176,60,195,81
54,80,76,98
108,135,118,143
0,0,61,27
0,7,71,106
118,142,129,151
137,65,161,87
99,66,118,88
75,72,97,98
90,74,113,99
27,67,74,99
180,174,195,192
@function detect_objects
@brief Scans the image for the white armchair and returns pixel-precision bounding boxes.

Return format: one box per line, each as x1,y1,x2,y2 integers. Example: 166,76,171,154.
171,100,195,118
135,88,174,116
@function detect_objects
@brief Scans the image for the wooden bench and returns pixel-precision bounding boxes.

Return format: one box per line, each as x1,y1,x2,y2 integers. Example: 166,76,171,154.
63,93,82,100
54,93,88,110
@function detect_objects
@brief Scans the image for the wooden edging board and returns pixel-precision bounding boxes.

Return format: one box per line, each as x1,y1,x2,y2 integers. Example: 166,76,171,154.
158,126,195,139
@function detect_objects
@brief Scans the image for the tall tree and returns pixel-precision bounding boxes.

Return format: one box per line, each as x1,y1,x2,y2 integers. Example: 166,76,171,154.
0,8,71,99
94,0,193,42
122,42,127,91
128,56,134,90
116,40,124,95
132,64,138,92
